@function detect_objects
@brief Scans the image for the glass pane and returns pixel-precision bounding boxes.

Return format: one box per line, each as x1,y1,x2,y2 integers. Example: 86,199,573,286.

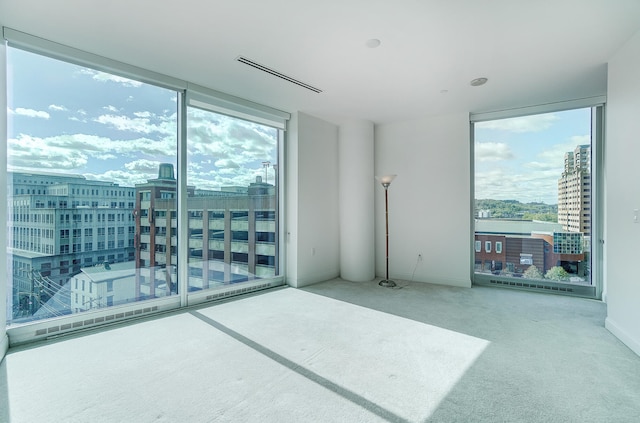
474,108,592,286
6,48,178,325
186,106,279,292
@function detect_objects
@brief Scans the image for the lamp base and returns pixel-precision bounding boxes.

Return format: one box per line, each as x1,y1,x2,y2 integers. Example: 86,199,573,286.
378,279,396,287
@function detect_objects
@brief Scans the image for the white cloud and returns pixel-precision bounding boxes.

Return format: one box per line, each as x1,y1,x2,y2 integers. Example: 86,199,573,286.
570,135,590,145
79,68,143,87
93,114,175,136
475,168,559,204
104,105,120,112
476,114,559,133
7,133,176,177
537,136,589,167
8,134,88,171
214,158,241,169
9,104,275,190
85,168,154,187
125,159,171,174
10,107,50,119
48,104,68,112
187,109,277,169
475,142,514,162
524,161,559,172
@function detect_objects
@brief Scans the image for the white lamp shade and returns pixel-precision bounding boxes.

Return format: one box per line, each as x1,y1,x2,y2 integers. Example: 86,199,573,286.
375,174,397,185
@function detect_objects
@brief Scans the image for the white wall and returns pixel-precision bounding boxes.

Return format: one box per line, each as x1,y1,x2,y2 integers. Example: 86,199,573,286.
286,112,341,287
604,28,640,356
375,113,471,287
0,39,8,361
338,119,375,282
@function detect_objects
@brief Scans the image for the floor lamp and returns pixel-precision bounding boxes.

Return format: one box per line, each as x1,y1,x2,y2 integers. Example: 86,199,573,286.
376,174,397,287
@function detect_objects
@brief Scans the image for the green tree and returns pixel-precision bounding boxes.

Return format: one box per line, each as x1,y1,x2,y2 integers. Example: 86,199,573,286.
545,266,570,281
475,199,558,220
522,265,543,280
522,212,557,222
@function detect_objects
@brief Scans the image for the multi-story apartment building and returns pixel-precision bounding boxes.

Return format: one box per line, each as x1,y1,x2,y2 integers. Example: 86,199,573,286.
133,164,278,299
8,172,136,320
557,145,591,237
9,164,279,320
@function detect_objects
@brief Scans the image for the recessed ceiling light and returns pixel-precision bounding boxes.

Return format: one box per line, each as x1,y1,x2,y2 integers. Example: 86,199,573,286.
366,39,381,48
470,77,488,87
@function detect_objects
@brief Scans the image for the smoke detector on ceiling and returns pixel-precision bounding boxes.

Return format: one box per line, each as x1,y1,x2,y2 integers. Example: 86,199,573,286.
470,77,488,87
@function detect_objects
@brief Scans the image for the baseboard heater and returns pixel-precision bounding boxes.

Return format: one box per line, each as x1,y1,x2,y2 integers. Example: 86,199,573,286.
9,280,283,346
474,278,596,298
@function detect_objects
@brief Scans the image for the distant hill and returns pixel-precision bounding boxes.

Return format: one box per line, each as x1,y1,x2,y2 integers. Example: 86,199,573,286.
475,199,558,222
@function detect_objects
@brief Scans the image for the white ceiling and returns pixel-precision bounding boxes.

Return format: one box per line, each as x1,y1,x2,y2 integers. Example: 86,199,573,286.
2,0,640,124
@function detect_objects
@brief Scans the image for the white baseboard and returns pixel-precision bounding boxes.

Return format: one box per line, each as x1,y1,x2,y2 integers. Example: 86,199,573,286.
0,333,8,362
605,317,640,357
287,270,340,288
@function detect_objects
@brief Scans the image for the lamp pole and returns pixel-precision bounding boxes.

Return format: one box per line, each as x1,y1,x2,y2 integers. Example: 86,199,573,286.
376,175,397,287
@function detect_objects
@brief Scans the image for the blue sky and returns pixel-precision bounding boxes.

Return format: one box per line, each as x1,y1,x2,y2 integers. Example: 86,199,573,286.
6,47,278,190
475,107,591,205
7,46,589,201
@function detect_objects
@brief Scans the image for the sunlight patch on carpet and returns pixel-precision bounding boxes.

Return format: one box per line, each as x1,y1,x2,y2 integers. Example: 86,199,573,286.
197,288,490,422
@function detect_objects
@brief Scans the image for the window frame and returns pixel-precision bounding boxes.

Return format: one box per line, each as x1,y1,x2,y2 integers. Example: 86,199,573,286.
3,27,289,346
470,98,605,299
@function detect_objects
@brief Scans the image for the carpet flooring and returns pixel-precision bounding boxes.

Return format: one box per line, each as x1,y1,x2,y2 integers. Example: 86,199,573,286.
1,278,639,422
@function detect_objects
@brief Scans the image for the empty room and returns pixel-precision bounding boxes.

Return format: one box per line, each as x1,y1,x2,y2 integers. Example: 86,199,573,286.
1,1,640,422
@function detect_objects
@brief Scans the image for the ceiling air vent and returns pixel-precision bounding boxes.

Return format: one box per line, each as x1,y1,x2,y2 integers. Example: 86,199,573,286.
236,56,323,93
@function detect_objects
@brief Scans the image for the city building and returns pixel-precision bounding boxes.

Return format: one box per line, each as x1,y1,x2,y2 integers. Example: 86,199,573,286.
557,145,591,238
7,164,279,318
7,171,136,321
70,261,139,313
133,164,278,299
474,220,586,279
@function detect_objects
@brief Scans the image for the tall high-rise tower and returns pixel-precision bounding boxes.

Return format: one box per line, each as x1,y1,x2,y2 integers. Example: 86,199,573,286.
557,145,591,237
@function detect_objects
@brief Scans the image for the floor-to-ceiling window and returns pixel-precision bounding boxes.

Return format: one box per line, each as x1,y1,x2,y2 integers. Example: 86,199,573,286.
3,28,288,343
471,101,604,298
186,103,280,292
6,46,179,324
